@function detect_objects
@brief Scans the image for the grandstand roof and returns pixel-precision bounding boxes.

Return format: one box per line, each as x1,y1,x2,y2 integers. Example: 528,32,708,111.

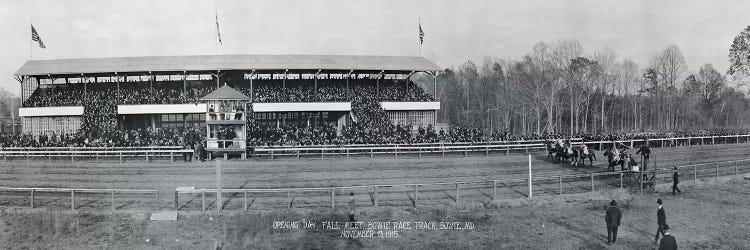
15,55,441,76
200,85,250,100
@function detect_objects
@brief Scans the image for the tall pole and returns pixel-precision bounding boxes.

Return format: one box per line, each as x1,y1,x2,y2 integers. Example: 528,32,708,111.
29,21,32,60
528,154,533,198
216,160,222,211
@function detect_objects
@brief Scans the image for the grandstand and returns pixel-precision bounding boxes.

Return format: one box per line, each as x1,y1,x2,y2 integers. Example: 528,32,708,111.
13,55,442,148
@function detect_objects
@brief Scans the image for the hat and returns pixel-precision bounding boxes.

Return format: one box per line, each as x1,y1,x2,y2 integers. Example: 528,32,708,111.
674,167,678,171
657,199,662,205
610,200,617,206
663,224,670,231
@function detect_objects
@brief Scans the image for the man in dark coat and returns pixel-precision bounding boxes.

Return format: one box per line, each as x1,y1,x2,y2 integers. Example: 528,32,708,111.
655,199,667,243
605,200,622,245
635,140,651,171
672,167,682,195
658,226,677,250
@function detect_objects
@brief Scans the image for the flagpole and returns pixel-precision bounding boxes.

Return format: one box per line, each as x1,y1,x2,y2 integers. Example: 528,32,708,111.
214,1,218,55
418,18,421,57
29,21,32,60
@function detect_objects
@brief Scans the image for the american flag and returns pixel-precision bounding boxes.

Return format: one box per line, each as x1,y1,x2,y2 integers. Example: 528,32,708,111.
418,22,425,44
31,24,46,49
215,11,222,45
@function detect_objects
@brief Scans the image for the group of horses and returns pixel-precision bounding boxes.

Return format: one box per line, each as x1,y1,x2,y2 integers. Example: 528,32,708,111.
545,140,596,167
546,140,635,172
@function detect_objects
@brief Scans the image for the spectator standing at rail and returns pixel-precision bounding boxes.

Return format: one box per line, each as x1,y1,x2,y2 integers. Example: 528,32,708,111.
655,199,668,244
636,140,651,171
672,167,682,195
605,200,622,245
658,226,677,250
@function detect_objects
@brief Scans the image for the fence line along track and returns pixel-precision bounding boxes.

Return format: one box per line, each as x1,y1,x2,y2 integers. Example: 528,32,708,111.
254,134,750,160
0,187,159,211
175,158,750,212
0,134,747,163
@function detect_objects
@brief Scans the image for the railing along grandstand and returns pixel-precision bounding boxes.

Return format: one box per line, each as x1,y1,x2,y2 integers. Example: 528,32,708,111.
0,187,159,211
0,146,192,163
175,158,750,211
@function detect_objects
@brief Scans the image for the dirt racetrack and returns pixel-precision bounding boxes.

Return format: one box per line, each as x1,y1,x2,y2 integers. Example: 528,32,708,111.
0,143,748,211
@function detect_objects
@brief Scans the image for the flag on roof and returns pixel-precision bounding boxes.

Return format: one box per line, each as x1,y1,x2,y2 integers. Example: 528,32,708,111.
418,22,425,45
215,9,222,45
31,24,46,49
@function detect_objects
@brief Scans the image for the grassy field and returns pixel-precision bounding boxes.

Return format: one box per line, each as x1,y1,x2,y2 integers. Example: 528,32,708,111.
1,176,748,249
0,143,748,211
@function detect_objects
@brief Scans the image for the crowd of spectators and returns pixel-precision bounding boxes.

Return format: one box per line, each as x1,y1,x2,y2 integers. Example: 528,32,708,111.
0,127,204,148
14,78,749,148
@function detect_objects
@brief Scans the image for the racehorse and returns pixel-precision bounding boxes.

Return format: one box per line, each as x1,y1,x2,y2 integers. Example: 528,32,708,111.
556,144,576,166
603,148,624,171
576,146,596,167
546,141,557,160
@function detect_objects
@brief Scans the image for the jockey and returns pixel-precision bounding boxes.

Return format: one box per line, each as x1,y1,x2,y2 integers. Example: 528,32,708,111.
582,144,589,155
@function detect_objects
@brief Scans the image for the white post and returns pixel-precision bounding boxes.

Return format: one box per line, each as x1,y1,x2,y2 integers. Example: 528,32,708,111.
216,160,222,212
528,154,532,198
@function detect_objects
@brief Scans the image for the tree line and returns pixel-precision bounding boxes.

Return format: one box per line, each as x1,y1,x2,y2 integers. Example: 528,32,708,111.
417,28,750,135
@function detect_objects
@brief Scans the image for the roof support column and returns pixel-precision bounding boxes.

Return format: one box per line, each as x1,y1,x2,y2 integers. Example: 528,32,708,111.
149,71,153,101
346,70,353,100
314,69,321,100
182,71,186,94
376,70,384,98
248,70,256,102
82,73,87,95
48,75,54,98
216,70,220,89
433,72,438,98
115,72,120,99
283,69,288,89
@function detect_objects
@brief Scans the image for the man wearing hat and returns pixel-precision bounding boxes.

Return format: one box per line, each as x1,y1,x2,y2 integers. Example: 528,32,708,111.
655,199,667,243
635,139,651,171
658,225,677,250
605,200,622,245
672,167,682,195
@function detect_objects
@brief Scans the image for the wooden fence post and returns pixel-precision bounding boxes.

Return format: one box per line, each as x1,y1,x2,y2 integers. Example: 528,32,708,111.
244,191,248,210
735,162,739,175
590,173,595,192
559,176,563,195
620,173,623,189
174,191,179,210
455,183,460,204
330,188,335,210
492,180,497,200
201,190,205,212
715,162,719,180
119,152,123,163
374,186,378,207
693,165,698,182
30,189,35,209
145,151,149,163
71,190,75,210
414,185,419,207
111,190,115,212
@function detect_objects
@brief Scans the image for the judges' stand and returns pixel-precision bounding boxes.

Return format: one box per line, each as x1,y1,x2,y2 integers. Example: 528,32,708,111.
201,85,249,160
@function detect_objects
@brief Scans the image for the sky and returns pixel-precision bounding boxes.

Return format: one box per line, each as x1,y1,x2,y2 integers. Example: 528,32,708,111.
1,0,749,95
